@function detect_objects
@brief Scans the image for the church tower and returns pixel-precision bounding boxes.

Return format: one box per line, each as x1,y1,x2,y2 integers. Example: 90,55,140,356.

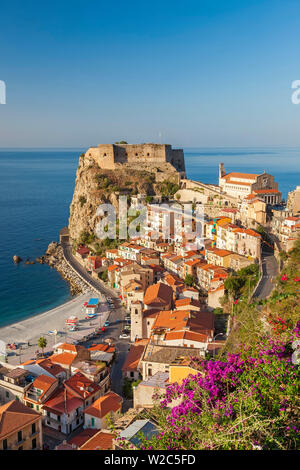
219,162,226,187
130,301,144,342
219,162,225,179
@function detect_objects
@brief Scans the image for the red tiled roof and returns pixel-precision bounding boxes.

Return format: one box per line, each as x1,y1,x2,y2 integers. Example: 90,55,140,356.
122,339,148,372
0,400,41,440
31,374,57,399
253,189,280,194
67,428,98,448
84,392,122,419
144,282,173,307
79,431,115,450
50,352,77,366
42,388,82,415
64,372,101,399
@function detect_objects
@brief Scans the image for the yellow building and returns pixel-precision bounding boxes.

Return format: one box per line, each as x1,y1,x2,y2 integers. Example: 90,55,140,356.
169,360,202,385
0,400,43,450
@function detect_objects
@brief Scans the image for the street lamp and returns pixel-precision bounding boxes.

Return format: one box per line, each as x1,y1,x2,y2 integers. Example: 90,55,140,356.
210,333,224,358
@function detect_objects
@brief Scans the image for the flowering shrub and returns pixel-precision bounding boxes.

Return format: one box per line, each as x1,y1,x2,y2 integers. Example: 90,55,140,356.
140,336,299,450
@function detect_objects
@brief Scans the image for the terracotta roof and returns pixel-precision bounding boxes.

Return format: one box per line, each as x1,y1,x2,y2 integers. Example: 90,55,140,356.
79,431,115,450
77,246,90,255
50,352,77,366
84,392,122,419
144,282,173,307
164,330,208,343
163,273,184,287
206,247,232,257
31,374,57,399
184,258,203,267
175,298,201,308
285,217,300,222
36,359,66,377
64,372,101,399
253,189,280,194
57,343,83,353
108,265,119,272
89,343,115,353
122,339,148,372
222,172,259,180
152,309,214,336
42,388,82,415
0,400,41,440
67,428,99,448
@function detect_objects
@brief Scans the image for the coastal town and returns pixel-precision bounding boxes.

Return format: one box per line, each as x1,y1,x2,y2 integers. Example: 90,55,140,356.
0,143,299,451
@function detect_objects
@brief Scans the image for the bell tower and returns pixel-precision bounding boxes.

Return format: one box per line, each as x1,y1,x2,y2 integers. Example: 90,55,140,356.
130,301,144,342
219,162,225,179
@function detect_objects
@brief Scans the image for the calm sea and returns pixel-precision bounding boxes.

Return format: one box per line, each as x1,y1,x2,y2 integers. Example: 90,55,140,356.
0,147,299,328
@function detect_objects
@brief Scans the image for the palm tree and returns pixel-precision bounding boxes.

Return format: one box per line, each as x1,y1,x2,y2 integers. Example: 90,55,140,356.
37,337,47,356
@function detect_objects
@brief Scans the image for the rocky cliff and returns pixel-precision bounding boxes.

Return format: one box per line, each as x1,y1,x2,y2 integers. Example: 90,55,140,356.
68,150,182,244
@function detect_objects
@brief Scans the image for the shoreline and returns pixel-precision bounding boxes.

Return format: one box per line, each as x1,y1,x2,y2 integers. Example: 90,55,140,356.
0,291,93,345
0,289,113,366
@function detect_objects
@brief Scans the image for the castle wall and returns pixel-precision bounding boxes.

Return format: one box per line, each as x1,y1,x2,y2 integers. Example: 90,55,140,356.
86,144,185,176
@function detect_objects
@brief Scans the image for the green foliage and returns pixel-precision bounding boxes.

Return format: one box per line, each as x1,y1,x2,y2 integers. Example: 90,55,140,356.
213,307,224,315
79,231,95,245
158,180,180,198
145,195,153,204
99,269,108,282
184,274,195,286
122,377,141,399
224,264,259,299
38,337,47,352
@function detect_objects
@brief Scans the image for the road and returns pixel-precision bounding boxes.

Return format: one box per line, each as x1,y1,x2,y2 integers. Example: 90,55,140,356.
62,242,120,299
253,247,278,299
62,241,131,398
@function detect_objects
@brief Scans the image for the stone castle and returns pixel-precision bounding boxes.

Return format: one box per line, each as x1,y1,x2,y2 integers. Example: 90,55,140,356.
85,143,186,181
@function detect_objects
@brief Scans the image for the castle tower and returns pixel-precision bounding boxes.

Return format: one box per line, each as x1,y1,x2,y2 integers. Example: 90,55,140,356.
130,301,144,342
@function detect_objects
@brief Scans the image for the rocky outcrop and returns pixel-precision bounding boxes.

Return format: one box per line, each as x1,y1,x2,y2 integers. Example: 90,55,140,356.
68,151,182,242
43,242,92,295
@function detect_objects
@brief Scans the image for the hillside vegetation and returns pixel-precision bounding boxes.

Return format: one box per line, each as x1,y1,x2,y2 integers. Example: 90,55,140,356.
129,236,300,450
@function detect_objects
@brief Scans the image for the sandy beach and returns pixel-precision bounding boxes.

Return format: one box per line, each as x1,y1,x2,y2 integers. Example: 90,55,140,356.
0,290,111,364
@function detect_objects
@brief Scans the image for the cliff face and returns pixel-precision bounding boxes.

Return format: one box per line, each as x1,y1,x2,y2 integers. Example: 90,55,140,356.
68,149,183,243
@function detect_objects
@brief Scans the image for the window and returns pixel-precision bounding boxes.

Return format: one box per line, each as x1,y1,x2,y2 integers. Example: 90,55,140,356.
32,423,36,435
3,439,7,450
91,417,95,427
5,391,9,398
32,438,37,450
17,430,22,443
148,368,152,376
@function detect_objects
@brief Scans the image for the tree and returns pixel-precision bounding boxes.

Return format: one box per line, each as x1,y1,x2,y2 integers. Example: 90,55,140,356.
185,274,195,286
145,195,153,204
38,337,47,355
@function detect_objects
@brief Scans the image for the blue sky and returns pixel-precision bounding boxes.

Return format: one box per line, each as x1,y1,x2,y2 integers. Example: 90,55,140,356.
0,0,300,147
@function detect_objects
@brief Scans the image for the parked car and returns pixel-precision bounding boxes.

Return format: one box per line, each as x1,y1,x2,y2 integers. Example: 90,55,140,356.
119,332,130,339
104,321,110,327
125,316,131,322
124,325,131,331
